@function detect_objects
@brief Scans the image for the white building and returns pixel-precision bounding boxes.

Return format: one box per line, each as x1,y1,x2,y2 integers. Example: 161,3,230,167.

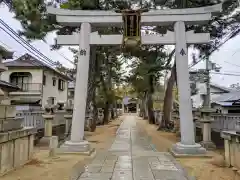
68,81,75,105
0,53,72,109
191,82,230,108
191,82,240,114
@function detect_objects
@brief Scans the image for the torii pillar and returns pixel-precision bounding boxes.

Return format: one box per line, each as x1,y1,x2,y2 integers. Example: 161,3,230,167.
47,4,222,155
60,23,92,153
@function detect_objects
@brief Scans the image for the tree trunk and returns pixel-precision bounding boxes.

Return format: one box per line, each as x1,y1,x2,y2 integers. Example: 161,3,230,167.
147,92,155,124
159,62,176,130
103,101,110,124
139,98,144,117
85,47,97,132
147,75,155,124
91,86,97,132
143,92,148,119
99,71,110,124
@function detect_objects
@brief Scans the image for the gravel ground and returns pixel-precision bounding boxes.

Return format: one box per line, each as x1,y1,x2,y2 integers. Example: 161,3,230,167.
137,118,236,180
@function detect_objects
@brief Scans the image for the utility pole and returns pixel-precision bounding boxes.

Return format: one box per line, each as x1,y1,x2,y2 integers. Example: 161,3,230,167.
204,56,211,108
200,54,217,150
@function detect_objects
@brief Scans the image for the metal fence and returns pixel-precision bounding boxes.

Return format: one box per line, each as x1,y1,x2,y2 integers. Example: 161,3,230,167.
194,113,240,132
16,110,66,130
16,111,44,129
211,113,240,132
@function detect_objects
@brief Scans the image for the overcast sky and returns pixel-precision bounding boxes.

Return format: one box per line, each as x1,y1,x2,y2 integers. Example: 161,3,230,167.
1,4,240,88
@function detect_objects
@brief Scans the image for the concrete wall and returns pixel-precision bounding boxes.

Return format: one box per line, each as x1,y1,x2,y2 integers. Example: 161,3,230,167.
0,127,35,176
42,70,68,106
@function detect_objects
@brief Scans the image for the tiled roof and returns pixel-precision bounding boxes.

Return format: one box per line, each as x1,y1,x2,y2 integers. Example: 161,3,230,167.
211,91,240,103
0,80,19,91
210,83,231,93
4,53,73,81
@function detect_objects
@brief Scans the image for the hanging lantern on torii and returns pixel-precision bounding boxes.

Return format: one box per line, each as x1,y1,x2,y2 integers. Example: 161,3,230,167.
117,9,146,49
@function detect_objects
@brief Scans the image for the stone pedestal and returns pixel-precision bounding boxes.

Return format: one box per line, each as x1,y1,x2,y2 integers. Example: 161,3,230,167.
39,114,54,146
64,114,72,136
58,140,92,155
49,136,58,157
171,142,207,156
200,120,216,150
221,131,240,169
199,108,216,150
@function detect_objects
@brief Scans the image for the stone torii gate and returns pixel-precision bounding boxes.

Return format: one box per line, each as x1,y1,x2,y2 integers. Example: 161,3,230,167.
47,4,222,155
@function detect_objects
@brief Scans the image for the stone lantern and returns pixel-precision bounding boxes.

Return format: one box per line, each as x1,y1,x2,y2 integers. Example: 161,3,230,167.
64,100,73,136
40,98,56,146
199,107,216,149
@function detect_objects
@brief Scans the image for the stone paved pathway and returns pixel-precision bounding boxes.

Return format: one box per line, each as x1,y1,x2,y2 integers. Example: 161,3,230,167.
78,115,192,180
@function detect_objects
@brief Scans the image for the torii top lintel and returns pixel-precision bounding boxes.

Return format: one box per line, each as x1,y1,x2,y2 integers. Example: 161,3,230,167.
47,4,222,27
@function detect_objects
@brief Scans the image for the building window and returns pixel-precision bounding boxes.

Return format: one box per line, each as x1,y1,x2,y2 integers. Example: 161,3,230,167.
48,97,55,105
43,75,46,85
10,72,31,91
58,79,65,91
52,78,56,86
68,90,74,97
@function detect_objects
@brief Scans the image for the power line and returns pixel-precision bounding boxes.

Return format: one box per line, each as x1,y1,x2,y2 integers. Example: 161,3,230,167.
0,27,72,78
2,1,74,67
224,60,240,68
0,19,56,66
0,22,74,67
44,44,74,65
55,51,74,65
211,72,240,77
0,25,54,67
189,26,240,68
0,26,54,68
0,3,59,70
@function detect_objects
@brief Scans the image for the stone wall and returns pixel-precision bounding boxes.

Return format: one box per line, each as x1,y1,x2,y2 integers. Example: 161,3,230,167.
221,131,240,177
0,127,35,176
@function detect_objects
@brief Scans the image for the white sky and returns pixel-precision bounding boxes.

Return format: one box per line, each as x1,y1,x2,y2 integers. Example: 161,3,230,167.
0,4,75,69
1,4,240,88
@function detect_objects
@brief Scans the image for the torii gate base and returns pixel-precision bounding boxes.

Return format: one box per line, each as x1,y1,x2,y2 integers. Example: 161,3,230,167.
47,4,223,156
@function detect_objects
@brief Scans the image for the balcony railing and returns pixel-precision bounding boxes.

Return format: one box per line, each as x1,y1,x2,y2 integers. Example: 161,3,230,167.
14,83,42,92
